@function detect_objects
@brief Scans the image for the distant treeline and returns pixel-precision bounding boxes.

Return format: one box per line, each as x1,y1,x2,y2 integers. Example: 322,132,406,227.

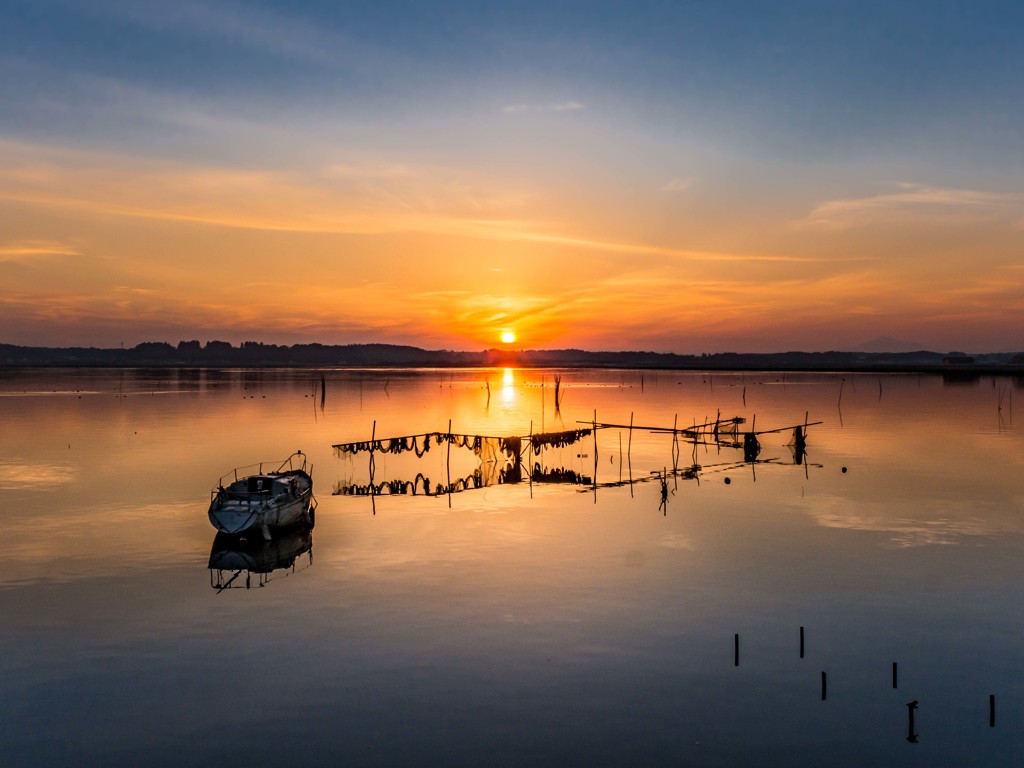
1,341,1023,371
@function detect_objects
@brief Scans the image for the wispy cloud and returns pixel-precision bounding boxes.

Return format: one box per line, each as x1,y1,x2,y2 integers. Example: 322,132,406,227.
501,101,585,114
0,139,844,267
662,178,692,193
0,139,533,235
0,240,82,263
454,221,865,264
94,0,373,69
798,182,1024,230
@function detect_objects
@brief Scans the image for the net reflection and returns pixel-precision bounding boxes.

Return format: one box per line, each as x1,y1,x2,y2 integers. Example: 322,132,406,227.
332,415,819,506
333,460,591,497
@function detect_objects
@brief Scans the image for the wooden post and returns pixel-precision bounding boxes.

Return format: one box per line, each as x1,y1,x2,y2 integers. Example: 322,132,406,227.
528,420,533,498
370,420,377,515
618,431,623,483
592,410,598,502
743,433,760,463
990,694,995,727
821,671,827,700
672,413,679,474
446,418,452,508
625,411,633,497
892,662,898,689
799,626,804,658
734,634,739,666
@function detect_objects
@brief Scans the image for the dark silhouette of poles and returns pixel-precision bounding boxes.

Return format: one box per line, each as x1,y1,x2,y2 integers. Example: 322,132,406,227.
592,409,599,503
369,420,377,515
622,411,632,497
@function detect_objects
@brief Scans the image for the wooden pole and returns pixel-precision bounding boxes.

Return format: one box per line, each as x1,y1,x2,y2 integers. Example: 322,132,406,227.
626,411,633,497
672,413,679,475
370,420,377,515
734,634,739,666
618,431,623,483
528,420,533,498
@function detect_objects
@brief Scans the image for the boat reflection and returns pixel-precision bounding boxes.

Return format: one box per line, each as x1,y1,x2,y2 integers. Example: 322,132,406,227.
208,528,313,591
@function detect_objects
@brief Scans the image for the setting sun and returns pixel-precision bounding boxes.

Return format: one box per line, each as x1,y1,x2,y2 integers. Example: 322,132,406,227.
500,331,516,344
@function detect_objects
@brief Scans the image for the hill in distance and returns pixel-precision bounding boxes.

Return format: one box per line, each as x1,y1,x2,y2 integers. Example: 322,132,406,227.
1,340,1023,371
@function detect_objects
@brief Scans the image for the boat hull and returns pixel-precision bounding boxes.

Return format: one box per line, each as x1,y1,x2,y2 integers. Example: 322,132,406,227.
208,468,314,538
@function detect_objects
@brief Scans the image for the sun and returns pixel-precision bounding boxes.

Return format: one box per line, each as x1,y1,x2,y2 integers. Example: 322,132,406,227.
500,331,516,344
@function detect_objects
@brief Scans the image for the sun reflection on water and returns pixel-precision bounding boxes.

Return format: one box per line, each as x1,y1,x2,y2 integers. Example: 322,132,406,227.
501,367,515,404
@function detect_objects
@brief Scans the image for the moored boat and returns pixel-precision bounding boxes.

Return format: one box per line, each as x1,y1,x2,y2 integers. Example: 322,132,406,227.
208,451,315,540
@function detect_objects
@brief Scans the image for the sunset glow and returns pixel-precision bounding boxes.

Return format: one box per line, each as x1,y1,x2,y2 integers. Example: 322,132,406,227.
1,3,1022,352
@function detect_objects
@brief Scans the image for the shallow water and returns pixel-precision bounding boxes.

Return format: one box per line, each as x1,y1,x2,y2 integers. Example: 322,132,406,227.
1,367,1022,766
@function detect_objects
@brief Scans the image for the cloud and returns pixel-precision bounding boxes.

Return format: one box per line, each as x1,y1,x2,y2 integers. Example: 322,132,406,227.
0,138,849,268
93,0,372,69
456,221,864,264
501,101,585,114
798,182,1024,230
0,240,82,263
0,138,534,235
662,177,692,193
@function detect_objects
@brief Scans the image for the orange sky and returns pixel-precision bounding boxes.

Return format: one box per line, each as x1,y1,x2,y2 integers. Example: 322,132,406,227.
2,3,1023,353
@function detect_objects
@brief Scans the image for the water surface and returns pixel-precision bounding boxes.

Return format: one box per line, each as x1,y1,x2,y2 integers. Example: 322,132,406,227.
1,368,1021,766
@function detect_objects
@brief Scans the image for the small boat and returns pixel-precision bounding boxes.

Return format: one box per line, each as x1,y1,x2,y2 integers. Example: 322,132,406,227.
208,451,315,540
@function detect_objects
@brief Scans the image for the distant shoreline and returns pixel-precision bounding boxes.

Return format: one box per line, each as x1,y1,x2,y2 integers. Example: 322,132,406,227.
2,341,1022,374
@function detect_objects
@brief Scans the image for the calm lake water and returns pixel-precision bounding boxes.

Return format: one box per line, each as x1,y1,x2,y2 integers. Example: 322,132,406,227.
1,367,1022,766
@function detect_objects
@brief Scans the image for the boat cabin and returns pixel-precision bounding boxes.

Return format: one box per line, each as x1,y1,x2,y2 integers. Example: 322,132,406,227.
246,475,279,494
